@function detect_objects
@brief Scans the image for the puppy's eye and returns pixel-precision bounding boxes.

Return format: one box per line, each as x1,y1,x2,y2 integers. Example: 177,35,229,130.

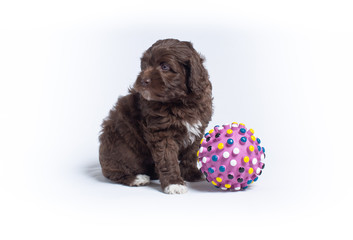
160,63,170,71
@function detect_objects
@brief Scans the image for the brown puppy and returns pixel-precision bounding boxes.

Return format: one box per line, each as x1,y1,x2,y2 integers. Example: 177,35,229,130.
99,39,213,194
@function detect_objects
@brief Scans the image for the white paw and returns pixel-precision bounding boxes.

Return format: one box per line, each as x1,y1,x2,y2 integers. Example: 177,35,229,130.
164,184,188,194
131,174,150,186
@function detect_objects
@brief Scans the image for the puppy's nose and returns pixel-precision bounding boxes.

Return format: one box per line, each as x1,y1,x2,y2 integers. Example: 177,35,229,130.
141,78,151,86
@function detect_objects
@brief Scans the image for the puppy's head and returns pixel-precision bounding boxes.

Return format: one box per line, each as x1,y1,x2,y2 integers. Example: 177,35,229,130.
133,39,209,102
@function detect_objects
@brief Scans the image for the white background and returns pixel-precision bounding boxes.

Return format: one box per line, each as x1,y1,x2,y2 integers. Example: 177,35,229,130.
1,0,352,239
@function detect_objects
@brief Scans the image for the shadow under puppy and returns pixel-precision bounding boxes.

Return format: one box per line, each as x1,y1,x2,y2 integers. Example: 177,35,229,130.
99,39,213,194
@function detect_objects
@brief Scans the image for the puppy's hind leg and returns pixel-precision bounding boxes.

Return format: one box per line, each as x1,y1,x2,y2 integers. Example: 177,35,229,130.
101,169,151,186
99,140,154,187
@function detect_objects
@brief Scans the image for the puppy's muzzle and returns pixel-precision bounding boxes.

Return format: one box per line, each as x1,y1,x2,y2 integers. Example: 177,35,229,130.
141,78,151,86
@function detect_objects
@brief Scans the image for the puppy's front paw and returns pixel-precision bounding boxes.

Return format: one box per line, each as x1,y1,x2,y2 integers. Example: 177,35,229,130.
164,184,188,194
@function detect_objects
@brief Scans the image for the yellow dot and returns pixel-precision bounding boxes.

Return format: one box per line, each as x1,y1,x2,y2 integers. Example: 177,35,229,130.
250,129,255,134
227,129,233,135
200,138,204,144
248,168,254,174
251,135,256,141
244,156,249,162
209,129,214,134
232,122,238,125
212,181,217,186
239,123,245,126
218,143,224,149
197,151,199,156
249,145,255,152
225,184,231,188
216,177,222,182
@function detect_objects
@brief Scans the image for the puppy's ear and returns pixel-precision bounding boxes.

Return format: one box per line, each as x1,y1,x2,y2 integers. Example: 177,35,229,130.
183,42,210,95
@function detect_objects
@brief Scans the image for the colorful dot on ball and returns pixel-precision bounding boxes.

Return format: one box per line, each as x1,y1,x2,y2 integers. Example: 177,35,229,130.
256,138,261,144
233,147,240,154
219,165,226,172
252,158,258,164
239,167,245,173
225,184,231,189
237,178,243,183
242,186,248,190
228,173,234,179
215,133,221,138
230,159,237,166
202,157,207,163
214,125,220,128
254,177,259,182
240,137,247,143
197,151,200,156
249,129,255,134
226,129,233,135
223,151,230,158
200,138,204,144
209,129,214,134
227,138,234,145
216,177,222,182
256,167,261,174
208,167,215,173
248,167,254,174
247,180,253,184
251,135,256,142
243,156,249,163
249,145,255,152
218,143,224,149
211,181,217,186
206,137,211,142
257,146,261,151
262,147,265,152
240,128,246,134
207,146,212,152
239,123,245,126
204,132,209,137
261,163,266,169
212,155,218,161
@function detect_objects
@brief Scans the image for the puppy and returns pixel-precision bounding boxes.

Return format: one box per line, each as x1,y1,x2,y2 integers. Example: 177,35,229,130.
99,39,213,194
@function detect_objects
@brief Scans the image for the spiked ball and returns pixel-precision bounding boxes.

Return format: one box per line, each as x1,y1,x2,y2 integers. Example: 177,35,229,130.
197,122,266,191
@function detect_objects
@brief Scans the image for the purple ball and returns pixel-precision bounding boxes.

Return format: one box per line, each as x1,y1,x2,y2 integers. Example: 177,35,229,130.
197,122,266,191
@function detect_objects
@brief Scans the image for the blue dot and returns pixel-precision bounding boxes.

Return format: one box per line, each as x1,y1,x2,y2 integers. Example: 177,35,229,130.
256,138,261,144
257,146,261,151
241,137,247,143
205,132,209,137
214,125,220,128
262,147,265,153
240,128,246,134
208,168,214,173
247,180,252,184
227,139,234,145
212,155,218,161
254,177,259,182
219,166,226,172
242,186,248,190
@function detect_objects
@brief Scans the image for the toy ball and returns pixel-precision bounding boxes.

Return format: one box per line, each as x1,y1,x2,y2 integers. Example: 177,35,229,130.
197,122,266,191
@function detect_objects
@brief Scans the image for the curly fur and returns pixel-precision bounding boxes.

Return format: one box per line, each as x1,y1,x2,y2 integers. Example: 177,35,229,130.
99,39,213,193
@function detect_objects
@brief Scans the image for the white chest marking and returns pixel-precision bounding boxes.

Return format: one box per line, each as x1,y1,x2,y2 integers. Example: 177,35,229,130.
182,120,202,146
